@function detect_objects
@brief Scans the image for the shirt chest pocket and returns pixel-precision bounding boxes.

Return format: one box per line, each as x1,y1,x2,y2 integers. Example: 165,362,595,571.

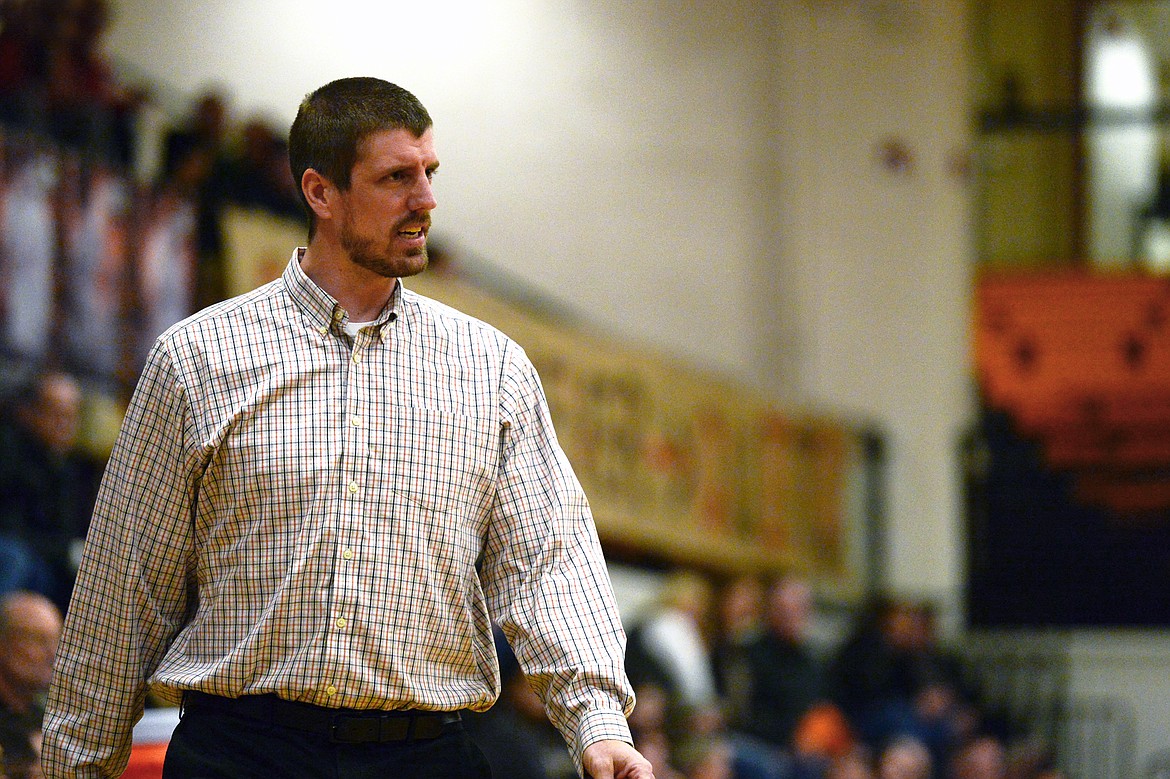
373,407,501,515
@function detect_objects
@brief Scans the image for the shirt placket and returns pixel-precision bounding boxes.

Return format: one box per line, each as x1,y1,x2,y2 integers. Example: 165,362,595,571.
321,320,374,704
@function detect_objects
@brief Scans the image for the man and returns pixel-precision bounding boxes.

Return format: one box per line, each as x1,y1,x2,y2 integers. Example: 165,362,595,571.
42,77,654,779
0,370,99,610
739,576,827,751
0,591,62,776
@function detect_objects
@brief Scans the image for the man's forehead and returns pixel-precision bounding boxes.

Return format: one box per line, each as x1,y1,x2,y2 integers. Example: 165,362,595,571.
356,127,438,164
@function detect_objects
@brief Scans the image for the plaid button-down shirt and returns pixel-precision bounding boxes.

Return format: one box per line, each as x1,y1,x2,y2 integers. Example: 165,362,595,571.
43,251,634,778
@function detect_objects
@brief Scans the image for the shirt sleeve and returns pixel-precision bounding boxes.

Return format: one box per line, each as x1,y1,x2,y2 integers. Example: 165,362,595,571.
42,340,200,778
481,342,635,775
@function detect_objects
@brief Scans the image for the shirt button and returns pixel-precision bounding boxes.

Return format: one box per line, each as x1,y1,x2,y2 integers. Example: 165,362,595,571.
335,617,347,629
352,353,362,364
348,481,359,494
318,325,328,336
342,548,354,560
325,685,337,697
350,415,361,427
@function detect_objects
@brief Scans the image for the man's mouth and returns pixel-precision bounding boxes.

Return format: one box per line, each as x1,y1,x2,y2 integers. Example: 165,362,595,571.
397,219,430,240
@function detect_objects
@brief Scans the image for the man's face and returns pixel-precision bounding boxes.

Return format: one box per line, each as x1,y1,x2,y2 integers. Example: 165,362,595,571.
768,580,811,642
25,374,82,457
336,127,439,280
0,598,61,702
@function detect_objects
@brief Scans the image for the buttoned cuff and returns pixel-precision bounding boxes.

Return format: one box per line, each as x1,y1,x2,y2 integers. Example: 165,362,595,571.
573,708,634,777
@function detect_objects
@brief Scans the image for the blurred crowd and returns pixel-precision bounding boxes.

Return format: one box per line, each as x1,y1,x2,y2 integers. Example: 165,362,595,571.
468,570,1066,779
0,0,140,168
0,0,304,317
0,368,1071,779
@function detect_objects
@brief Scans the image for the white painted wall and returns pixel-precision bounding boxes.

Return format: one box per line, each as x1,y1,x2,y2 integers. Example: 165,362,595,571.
768,1,973,600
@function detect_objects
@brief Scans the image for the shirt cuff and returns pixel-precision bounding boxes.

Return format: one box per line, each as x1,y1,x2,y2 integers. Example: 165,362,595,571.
574,708,634,775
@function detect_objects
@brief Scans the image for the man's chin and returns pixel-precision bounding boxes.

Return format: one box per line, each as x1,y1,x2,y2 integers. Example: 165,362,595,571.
396,249,429,278
353,249,428,279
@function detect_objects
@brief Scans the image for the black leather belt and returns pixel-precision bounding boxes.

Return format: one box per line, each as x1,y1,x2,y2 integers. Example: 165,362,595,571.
182,691,462,744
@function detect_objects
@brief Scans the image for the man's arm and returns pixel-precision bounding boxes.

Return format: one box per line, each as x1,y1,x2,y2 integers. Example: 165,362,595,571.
42,342,199,778
482,344,641,776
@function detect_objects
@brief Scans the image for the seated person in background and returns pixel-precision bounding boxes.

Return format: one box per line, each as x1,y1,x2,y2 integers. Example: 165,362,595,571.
626,569,719,713
825,747,877,779
463,626,575,779
949,735,1006,779
42,0,144,167
0,0,56,131
0,369,102,610
739,575,834,754
0,591,62,778
710,573,765,728
877,737,931,779
159,89,235,310
628,570,790,779
627,682,686,779
828,596,979,779
672,732,735,779
223,118,305,220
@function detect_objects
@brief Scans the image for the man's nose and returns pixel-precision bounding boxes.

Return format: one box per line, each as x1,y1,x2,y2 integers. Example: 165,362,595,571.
409,177,437,211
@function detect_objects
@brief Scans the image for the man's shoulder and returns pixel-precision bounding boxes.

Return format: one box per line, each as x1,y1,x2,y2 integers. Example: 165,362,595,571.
156,278,286,347
400,286,517,348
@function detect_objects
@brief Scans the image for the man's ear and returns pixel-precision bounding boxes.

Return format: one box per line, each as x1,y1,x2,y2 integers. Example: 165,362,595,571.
301,168,336,222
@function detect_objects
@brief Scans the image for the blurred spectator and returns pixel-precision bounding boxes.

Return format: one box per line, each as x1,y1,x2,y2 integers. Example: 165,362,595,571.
710,573,764,726
793,703,854,762
949,735,1006,779
42,0,143,167
673,732,735,779
827,596,978,779
826,747,877,779
160,89,234,308
0,591,62,778
0,0,56,131
1003,738,1064,779
0,369,101,610
827,595,907,734
878,737,932,779
225,117,302,220
739,575,832,753
628,682,685,779
626,569,719,712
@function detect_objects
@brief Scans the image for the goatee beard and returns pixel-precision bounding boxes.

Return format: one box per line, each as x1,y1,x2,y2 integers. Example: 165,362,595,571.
341,226,429,279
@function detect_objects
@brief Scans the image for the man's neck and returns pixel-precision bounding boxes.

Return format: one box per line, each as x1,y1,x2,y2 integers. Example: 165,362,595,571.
299,246,397,322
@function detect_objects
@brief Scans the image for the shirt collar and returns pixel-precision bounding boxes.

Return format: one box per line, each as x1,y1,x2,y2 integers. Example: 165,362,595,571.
282,248,402,337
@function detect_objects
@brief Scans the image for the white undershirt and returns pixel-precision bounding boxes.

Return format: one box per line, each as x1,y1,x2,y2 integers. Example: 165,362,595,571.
342,320,375,338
